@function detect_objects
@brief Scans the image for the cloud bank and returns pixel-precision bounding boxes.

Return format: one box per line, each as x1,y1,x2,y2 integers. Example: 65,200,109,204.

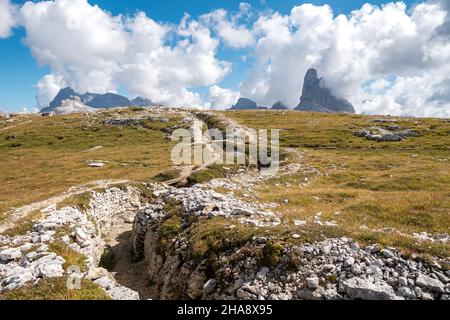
239,2,450,117
18,0,231,108
1,0,450,117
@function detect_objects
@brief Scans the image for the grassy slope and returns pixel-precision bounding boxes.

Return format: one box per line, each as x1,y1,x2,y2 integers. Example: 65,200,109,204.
1,109,448,260
221,110,450,258
0,109,179,216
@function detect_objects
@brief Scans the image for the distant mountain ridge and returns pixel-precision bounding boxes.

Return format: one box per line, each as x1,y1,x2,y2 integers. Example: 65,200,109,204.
229,98,258,110
271,101,289,110
229,98,289,110
41,87,154,113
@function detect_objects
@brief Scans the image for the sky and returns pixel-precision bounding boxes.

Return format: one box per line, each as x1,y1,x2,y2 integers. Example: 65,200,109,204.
0,0,449,117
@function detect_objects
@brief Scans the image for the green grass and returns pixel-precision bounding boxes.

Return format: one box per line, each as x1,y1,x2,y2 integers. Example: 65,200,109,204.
0,277,111,300
0,109,182,214
57,192,93,211
48,241,87,270
187,164,239,185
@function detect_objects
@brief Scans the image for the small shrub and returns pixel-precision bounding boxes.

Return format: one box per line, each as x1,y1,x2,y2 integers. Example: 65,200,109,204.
99,245,116,271
257,241,283,267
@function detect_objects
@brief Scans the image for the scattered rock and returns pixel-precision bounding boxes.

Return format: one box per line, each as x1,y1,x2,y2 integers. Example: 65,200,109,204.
294,220,307,226
88,162,105,168
415,273,445,293
306,277,319,290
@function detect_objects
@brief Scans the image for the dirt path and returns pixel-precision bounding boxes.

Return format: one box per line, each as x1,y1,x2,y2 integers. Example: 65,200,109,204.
0,120,33,132
104,225,157,299
164,118,223,186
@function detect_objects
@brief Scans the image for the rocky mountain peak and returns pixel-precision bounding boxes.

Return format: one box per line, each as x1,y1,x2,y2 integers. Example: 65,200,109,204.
304,68,319,85
295,68,355,113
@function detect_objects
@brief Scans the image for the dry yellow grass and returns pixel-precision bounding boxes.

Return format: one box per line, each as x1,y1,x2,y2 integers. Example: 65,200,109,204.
222,110,450,257
0,109,180,215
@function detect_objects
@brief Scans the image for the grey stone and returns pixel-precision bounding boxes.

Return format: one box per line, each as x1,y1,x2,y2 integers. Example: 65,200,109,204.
397,286,416,299
343,278,398,300
35,262,64,278
297,287,324,300
93,277,115,290
203,279,217,295
306,277,319,290
236,288,257,300
398,276,408,287
324,288,342,300
416,273,445,293
351,264,362,275
108,286,140,300
0,248,22,262
344,257,355,267
256,267,270,280
421,292,434,300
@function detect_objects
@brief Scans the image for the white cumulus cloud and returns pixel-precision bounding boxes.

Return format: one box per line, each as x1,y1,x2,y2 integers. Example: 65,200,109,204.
0,0,17,38
205,85,240,110
200,3,256,49
19,0,230,108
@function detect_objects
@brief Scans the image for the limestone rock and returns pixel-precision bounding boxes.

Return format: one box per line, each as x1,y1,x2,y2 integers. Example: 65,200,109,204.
0,248,22,262
415,273,445,293
343,278,398,300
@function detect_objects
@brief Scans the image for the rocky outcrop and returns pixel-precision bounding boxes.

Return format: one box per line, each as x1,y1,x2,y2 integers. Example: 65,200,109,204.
271,102,289,110
41,87,154,113
0,186,144,299
230,98,258,110
354,126,421,142
131,183,449,301
295,68,355,113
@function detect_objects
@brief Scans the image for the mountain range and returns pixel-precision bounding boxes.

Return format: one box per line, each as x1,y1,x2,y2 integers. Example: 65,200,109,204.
40,87,154,113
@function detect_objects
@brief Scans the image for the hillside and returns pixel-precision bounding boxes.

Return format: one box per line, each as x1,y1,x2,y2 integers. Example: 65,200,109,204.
0,108,448,300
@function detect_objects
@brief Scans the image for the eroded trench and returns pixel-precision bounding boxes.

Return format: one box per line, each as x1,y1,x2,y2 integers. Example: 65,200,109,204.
95,114,280,300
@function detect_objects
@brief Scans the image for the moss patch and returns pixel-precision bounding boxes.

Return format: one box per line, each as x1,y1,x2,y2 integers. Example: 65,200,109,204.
48,241,86,271
57,192,92,211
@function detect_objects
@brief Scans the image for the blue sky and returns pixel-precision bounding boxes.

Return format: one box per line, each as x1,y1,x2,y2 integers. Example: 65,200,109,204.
1,0,446,118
